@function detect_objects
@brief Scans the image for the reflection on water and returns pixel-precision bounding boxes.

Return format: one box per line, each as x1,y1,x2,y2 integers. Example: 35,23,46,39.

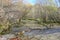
24,28,60,35
11,27,60,36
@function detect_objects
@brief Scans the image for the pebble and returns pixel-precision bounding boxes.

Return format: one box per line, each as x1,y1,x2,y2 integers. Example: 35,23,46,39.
0,37,7,40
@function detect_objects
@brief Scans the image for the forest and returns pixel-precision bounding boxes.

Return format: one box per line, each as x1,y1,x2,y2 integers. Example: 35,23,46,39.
0,0,60,40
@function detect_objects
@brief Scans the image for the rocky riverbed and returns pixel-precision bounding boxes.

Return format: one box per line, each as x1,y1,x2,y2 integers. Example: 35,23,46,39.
0,27,60,40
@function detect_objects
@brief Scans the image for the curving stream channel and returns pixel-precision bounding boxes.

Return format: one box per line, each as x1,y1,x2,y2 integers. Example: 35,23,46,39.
24,28,60,36
11,27,60,36
1,27,60,40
